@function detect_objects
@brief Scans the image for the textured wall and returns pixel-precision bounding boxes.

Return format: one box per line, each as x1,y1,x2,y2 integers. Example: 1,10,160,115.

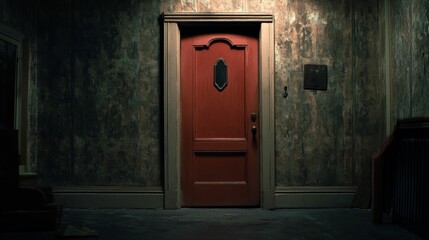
35,1,74,185
274,1,357,186
273,0,383,186
1,0,389,188
391,0,429,121
69,0,162,186
2,0,162,186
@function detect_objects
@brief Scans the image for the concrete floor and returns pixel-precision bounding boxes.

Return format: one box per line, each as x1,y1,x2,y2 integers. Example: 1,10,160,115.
56,208,423,240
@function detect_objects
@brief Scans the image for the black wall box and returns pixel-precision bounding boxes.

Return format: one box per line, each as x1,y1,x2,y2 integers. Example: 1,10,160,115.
304,64,328,91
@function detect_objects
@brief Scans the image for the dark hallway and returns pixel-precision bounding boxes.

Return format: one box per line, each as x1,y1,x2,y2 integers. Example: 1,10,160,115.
1,0,429,239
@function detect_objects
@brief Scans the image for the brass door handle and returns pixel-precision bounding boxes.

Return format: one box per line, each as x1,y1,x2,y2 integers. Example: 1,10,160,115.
251,126,257,134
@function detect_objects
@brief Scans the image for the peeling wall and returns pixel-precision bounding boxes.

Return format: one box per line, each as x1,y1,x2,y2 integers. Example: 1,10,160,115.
0,0,395,188
273,0,383,186
390,0,429,121
70,0,162,186
2,0,162,186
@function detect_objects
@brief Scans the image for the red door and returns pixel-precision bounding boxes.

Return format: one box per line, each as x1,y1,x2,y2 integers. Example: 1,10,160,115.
181,27,259,206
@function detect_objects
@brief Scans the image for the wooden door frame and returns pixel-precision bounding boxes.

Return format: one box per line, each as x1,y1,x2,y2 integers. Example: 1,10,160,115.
162,13,275,209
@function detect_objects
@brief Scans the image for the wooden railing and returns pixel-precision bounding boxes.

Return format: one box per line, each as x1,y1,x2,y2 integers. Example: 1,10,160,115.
372,118,429,239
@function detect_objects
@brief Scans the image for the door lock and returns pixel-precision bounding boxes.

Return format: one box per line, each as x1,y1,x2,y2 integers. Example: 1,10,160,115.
250,113,257,122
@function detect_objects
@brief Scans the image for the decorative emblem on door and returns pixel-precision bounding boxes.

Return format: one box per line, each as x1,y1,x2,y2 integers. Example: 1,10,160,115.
214,58,227,92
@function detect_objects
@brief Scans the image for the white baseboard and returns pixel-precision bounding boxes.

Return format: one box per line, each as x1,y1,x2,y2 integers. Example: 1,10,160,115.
275,186,357,208
53,187,164,209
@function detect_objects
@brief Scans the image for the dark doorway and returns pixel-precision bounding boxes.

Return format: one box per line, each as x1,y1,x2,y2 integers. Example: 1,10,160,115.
0,38,17,130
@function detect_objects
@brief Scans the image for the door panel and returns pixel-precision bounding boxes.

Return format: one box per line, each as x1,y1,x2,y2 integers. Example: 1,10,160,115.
181,27,259,207
194,41,246,139
194,152,246,182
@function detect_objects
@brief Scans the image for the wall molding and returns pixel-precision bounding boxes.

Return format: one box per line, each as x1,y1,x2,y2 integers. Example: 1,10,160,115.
384,0,393,135
53,187,164,209
52,186,356,209
162,13,273,22
275,186,357,208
